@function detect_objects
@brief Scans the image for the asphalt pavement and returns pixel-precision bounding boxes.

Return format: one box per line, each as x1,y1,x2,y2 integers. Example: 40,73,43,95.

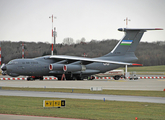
0,79,165,91
0,114,85,120
0,90,165,104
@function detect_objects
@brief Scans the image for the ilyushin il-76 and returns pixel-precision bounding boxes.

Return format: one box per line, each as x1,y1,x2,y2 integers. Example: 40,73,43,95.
1,28,163,80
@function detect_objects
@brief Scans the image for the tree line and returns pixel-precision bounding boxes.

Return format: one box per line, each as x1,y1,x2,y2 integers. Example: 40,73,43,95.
1,39,165,66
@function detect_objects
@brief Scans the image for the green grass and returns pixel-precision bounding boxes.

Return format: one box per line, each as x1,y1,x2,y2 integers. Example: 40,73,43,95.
118,65,165,72
0,96,165,120
1,87,165,97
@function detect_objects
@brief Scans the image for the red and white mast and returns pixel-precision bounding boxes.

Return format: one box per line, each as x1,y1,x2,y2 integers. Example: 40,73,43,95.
54,27,57,53
49,15,56,55
21,43,25,59
82,53,87,58
124,17,131,28
124,17,131,77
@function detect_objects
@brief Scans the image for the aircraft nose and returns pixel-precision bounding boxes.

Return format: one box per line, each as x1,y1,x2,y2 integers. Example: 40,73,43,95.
1,63,7,71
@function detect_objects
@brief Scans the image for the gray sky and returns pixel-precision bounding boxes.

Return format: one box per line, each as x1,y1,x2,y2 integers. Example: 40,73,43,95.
0,0,165,43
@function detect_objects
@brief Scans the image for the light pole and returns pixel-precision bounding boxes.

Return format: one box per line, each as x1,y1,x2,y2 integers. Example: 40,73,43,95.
49,15,57,55
54,27,57,54
20,43,26,59
82,53,87,58
124,17,131,28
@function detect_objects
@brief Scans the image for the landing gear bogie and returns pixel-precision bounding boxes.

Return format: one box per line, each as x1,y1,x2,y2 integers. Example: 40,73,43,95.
27,76,43,81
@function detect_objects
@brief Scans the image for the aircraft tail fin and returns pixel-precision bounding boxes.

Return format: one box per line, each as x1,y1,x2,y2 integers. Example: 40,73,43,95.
105,28,163,57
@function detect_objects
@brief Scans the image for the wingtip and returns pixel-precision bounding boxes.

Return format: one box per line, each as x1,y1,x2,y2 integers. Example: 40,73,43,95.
132,64,143,66
118,28,163,31
155,28,163,30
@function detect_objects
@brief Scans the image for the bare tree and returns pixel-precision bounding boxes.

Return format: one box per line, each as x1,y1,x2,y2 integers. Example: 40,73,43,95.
62,38,74,45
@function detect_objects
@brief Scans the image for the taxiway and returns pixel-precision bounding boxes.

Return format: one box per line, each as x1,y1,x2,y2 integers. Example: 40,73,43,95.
0,79,165,91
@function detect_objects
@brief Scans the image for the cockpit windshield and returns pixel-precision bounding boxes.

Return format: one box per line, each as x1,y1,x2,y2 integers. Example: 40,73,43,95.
8,60,18,65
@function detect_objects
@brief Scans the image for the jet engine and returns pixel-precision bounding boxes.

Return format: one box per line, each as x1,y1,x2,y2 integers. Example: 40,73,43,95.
49,63,86,72
49,64,64,71
63,65,86,72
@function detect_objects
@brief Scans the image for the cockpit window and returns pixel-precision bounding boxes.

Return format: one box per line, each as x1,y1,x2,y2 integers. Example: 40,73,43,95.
8,60,18,65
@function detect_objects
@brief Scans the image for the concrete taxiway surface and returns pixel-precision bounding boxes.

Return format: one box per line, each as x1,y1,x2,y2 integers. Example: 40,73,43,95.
0,79,165,91
1,90,165,104
1,79,165,120
0,114,85,120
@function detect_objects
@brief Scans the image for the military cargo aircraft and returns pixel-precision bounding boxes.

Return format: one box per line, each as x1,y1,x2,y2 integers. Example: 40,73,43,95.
1,28,163,80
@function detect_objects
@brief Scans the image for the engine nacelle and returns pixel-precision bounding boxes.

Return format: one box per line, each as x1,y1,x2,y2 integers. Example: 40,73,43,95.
49,64,64,71
63,65,86,72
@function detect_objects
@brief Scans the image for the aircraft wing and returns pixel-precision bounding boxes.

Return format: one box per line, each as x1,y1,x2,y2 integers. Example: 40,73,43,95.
49,55,142,66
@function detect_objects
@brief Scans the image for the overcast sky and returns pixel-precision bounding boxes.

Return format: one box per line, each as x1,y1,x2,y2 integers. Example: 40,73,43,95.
0,0,165,44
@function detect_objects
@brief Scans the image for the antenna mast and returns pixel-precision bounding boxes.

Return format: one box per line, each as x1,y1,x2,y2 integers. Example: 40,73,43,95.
124,17,131,28
49,15,57,55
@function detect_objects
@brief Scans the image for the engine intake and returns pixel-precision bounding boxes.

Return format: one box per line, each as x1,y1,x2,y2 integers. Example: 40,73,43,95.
49,64,64,71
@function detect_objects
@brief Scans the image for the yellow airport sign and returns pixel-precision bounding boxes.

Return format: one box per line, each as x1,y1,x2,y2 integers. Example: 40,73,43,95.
43,100,65,108
43,100,54,107
54,100,61,107
61,100,65,106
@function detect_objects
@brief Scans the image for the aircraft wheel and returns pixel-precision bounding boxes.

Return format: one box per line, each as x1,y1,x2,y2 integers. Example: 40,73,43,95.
30,77,34,81
39,77,43,80
27,77,31,81
113,76,120,80
58,77,62,81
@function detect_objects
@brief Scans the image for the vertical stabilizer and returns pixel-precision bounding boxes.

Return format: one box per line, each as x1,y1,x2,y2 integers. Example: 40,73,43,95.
105,28,163,57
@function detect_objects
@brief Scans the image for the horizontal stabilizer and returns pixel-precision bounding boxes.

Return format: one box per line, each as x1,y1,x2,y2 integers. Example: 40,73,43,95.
118,28,163,32
105,27,163,56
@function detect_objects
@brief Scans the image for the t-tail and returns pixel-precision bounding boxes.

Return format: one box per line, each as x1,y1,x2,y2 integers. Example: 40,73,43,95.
104,28,163,57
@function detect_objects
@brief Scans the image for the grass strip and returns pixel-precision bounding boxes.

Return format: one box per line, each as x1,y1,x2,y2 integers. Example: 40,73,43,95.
0,96,165,120
1,87,165,97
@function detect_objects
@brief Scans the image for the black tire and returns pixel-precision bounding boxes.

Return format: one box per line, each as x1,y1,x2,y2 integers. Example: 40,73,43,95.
58,77,62,80
30,77,34,81
113,76,120,80
27,77,30,81
39,77,43,80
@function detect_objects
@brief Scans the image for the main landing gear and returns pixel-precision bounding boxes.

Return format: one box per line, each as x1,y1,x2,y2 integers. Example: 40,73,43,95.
27,76,43,81
58,74,95,81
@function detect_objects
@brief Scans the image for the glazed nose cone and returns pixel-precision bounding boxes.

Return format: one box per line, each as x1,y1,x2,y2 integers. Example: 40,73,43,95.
1,63,7,71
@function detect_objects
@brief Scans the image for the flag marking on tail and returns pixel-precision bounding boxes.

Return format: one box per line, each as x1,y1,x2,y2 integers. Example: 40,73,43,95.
120,40,133,45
